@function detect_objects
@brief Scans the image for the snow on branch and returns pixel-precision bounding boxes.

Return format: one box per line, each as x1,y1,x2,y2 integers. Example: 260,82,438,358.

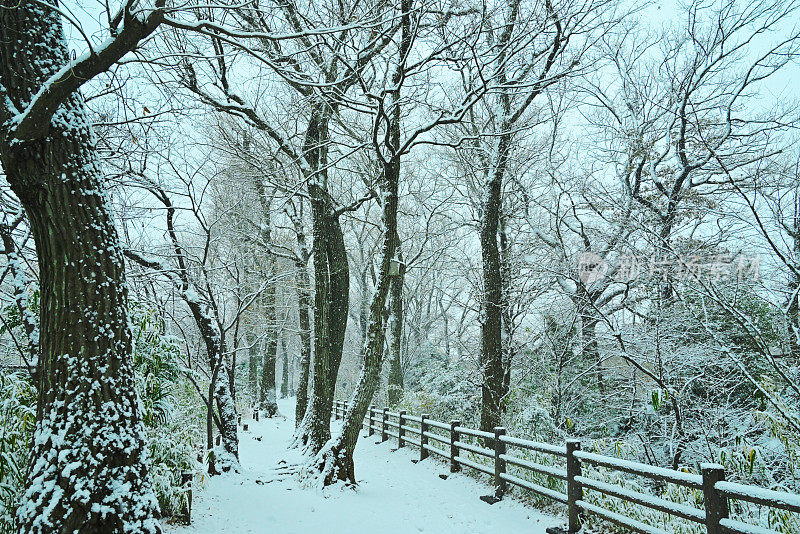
9,0,166,141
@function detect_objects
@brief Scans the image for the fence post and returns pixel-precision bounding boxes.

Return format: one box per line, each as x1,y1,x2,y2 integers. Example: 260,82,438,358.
368,406,375,436
398,410,407,448
566,439,583,534
254,409,259,422
420,414,430,461
381,408,389,442
494,427,507,499
450,420,461,473
179,471,193,525
702,463,728,534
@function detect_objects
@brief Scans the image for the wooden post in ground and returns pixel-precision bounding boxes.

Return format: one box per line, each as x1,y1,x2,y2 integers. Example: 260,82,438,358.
179,471,193,525
381,408,389,442
566,439,583,534
494,427,507,499
368,405,375,436
702,463,729,534
450,420,461,473
419,414,430,461
398,410,407,448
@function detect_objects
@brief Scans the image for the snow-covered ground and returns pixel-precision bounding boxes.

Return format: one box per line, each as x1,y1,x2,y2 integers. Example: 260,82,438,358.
166,398,561,534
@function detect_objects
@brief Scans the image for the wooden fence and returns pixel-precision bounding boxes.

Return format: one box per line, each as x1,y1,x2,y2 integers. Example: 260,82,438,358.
333,400,800,534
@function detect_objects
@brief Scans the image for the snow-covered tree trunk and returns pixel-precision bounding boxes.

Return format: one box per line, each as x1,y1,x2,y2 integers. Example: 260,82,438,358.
294,257,313,425
248,333,260,398
302,0,408,486
280,334,289,398
479,131,509,433
187,298,239,472
255,179,280,417
303,155,400,486
294,106,349,453
259,279,279,417
126,245,240,474
387,242,405,405
296,188,349,451
0,2,162,531
499,215,514,400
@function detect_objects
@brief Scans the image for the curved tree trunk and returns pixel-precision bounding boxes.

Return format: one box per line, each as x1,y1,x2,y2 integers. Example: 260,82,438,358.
125,201,240,474
186,299,239,472
294,104,349,453
0,3,161,531
296,187,349,452
304,159,399,486
303,0,407,485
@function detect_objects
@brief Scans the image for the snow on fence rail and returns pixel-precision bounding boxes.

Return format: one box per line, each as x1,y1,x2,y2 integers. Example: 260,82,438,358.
332,401,800,534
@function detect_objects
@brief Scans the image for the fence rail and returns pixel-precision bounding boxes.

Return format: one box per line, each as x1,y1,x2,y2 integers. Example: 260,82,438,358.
332,400,799,534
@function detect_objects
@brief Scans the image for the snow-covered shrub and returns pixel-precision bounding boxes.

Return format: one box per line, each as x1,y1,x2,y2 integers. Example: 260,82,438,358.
130,305,201,521
0,301,202,528
577,435,799,534
144,398,199,520
0,373,35,534
399,357,479,426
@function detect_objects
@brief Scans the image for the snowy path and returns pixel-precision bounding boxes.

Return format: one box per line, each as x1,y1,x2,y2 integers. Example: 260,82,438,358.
166,398,560,534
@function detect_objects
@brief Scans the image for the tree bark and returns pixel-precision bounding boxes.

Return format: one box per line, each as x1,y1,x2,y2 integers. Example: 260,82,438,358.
294,254,313,425
248,333,260,400
477,0,526,433
305,155,399,486
124,190,240,473
254,181,280,416
188,300,239,472
294,105,349,453
303,0,408,486
280,333,289,398
0,3,161,531
387,243,405,405
297,187,349,451
479,131,509,432
260,280,279,417
499,214,513,404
